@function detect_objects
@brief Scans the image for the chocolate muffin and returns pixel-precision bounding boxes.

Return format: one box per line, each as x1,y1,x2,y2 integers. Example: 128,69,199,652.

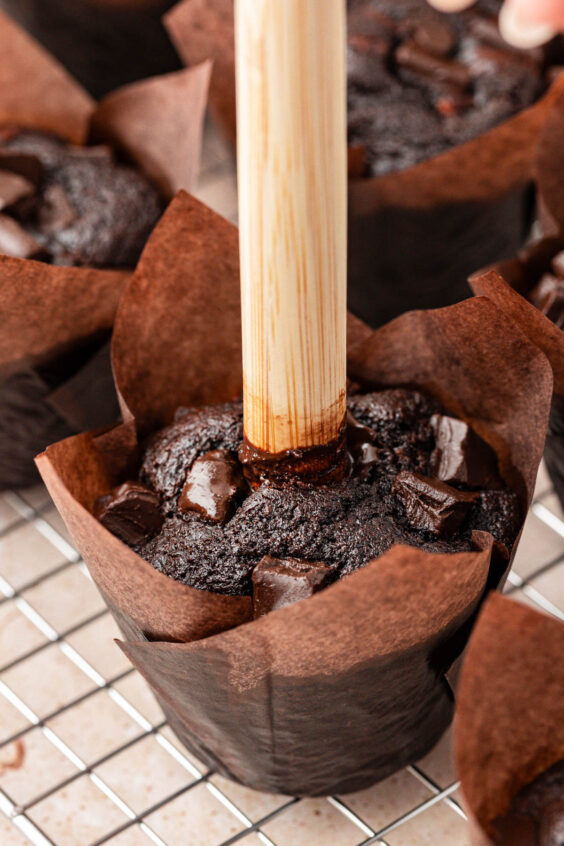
347,0,561,177
0,127,165,267
96,388,521,604
492,760,564,846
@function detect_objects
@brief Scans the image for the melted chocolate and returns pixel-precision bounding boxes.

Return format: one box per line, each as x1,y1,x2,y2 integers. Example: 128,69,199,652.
252,556,336,618
239,422,349,487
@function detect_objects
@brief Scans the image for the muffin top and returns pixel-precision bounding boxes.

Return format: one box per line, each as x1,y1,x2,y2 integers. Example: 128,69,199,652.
96,388,521,599
347,0,560,176
0,127,164,267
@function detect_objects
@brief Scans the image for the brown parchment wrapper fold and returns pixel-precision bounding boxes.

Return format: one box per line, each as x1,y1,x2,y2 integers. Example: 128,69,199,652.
455,594,564,846
164,0,564,328
38,190,552,796
469,86,564,510
0,9,210,488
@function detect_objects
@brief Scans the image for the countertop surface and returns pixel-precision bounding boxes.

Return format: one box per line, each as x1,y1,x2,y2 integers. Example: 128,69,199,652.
1,126,564,846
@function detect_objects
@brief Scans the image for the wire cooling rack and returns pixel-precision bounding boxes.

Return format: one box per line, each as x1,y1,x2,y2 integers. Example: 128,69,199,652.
1,465,563,846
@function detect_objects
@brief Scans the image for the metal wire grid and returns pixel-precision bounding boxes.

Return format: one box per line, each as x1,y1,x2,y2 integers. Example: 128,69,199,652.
0,479,562,846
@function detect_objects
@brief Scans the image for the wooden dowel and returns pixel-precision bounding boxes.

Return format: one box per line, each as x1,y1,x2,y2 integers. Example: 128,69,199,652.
236,0,348,458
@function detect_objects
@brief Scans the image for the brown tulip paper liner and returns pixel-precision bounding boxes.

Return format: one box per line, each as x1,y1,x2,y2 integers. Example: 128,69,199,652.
470,88,564,504
164,0,564,327
455,594,564,845
37,191,552,795
164,0,236,147
0,10,210,487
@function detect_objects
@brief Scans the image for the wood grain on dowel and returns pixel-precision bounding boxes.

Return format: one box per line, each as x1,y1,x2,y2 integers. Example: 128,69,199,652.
236,0,348,456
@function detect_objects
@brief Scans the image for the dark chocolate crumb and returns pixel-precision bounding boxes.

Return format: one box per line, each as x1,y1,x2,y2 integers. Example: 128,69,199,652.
116,388,522,597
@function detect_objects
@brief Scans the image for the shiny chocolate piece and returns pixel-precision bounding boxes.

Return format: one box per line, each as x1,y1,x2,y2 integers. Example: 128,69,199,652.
178,449,248,524
395,42,471,90
252,555,335,619
392,471,475,538
412,19,456,58
430,414,500,489
0,214,45,259
238,422,348,487
0,170,35,211
95,482,163,546
346,410,381,481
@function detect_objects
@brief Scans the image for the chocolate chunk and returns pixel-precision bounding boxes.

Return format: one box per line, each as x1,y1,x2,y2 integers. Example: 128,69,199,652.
37,184,76,233
413,19,456,58
178,449,248,524
0,170,35,211
0,214,45,259
95,482,163,546
138,393,522,596
0,152,43,187
396,42,471,90
348,145,367,179
252,556,336,618
347,410,381,480
430,414,500,489
393,471,476,538
468,13,506,49
551,251,564,280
